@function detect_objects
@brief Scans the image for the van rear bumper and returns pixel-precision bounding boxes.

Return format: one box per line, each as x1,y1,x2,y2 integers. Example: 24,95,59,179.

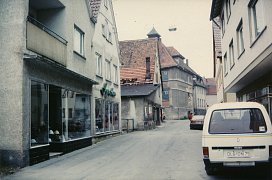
203,157,272,167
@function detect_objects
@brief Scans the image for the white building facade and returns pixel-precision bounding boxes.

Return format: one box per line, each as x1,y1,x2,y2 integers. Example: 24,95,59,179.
210,0,272,118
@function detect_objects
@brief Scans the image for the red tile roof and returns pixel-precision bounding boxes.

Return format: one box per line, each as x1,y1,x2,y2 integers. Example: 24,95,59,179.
119,38,158,83
166,46,184,59
158,43,177,68
119,31,199,84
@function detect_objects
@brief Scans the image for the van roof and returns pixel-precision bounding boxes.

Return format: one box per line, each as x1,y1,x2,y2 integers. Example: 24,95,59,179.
208,102,264,111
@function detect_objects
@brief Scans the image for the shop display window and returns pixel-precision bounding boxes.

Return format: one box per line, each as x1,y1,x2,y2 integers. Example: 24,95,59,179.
48,86,91,142
105,101,112,131
31,81,49,147
113,103,119,130
95,99,104,133
95,99,120,133
61,90,91,141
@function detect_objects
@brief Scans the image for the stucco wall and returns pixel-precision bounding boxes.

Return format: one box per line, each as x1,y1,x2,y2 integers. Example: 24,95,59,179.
221,0,272,92
121,98,144,130
0,0,28,166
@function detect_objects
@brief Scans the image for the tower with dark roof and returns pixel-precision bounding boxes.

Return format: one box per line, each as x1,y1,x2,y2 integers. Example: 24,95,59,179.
147,27,161,39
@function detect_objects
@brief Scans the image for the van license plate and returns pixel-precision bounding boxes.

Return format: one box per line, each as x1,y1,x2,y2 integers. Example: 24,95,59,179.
225,150,250,158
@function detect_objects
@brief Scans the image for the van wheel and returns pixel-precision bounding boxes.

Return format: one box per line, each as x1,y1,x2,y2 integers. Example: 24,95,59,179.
205,165,215,175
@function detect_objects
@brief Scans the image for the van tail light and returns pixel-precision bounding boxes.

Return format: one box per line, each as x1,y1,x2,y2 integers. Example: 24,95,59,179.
269,145,272,157
203,147,209,158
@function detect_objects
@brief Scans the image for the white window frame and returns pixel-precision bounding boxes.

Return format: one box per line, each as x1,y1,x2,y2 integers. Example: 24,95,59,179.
102,24,106,38
236,20,245,57
74,25,85,56
105,59,111,80
229,40,235,69
108,31,112,43
249,0,265,42
113,65,118,83
96,53,102,76
226,0,231,21
223,53,228,75
104,0,108,9
221,12,225,35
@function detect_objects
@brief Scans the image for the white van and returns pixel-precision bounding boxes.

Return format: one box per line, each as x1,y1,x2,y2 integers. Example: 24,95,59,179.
202,102,272,175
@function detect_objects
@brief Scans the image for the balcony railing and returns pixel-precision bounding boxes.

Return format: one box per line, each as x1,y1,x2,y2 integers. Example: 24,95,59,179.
26,16,67,66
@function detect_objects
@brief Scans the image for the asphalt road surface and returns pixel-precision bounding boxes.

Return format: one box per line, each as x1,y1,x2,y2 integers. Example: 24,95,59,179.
4,120,272,180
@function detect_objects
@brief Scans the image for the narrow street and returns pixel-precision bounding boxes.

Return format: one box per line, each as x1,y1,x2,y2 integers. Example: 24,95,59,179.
4,120,271,180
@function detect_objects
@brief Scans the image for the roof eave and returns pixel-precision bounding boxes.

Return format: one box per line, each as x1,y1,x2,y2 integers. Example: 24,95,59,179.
210,0,224,20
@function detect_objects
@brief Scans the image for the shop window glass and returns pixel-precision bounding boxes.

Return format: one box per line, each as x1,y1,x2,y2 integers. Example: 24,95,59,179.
49,87,91,142
105,101,112,131
95,99,104,133
49,86,63,142
113,103,119,130
31,81,49,147
64,92,91,141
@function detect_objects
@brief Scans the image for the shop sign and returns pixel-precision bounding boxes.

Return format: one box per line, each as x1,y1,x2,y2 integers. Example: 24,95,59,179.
100,83,116,97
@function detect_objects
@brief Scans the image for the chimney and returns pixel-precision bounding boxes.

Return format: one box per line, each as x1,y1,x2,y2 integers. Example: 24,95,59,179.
184,59,188,65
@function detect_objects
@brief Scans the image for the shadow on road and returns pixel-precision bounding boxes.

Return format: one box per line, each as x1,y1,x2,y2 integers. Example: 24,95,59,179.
209,166,272,180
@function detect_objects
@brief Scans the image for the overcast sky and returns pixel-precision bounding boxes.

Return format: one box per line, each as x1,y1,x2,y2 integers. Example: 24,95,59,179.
112,0,213,78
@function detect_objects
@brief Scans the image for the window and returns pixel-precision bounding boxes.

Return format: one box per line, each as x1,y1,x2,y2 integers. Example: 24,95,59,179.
226,0,231,21
108,31,112,43
145,57,151,80
223,53,228,75
74,25,84,56
31,81,49,147
95,99,103,133
113,65,118,83
102,20,110,41
162,89,169,101
229,40,235,68
112,103,119,130
96,53,102,76
249,0,265,42
105,59,111,80
221,12,225,35
209,108,267,134
68,108,73,118
63,92,91,140
162,70,168,81
104,0,108,8
49,87,91,142
95,99,119,133
102,24,106,37
236,20,245,56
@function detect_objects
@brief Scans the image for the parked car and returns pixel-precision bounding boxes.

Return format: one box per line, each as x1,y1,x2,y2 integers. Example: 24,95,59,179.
190,115,204,130
202,102,272,175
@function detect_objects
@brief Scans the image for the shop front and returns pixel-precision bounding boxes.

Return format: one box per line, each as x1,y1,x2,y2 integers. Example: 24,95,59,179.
95,99,120,134
30,81,93,165
238,85,272,120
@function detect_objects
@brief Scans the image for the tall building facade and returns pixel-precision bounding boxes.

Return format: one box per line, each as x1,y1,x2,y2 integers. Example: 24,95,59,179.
210,0,272,118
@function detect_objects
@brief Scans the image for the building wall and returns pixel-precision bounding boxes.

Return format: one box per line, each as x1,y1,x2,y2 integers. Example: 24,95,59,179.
0,0,28,167
91,0,121,133
162,67,193,119
0,0,105,167
121,98,144,129
221,0,272,92
193,85,207,115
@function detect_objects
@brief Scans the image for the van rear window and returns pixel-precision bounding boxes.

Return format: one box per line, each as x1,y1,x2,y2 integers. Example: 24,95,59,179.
209,108,267,134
